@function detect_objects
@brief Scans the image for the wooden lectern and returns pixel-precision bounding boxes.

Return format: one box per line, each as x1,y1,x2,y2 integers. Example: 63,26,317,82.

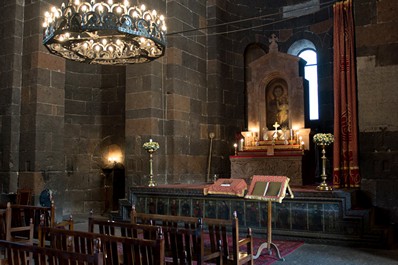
245,175,294,261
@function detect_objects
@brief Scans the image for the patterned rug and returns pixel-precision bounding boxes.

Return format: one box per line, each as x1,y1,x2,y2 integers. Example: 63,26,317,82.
252,239,304,265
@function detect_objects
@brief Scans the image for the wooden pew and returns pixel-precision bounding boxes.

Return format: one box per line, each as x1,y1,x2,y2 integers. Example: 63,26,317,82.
5,202,34,245
131,206,253,265
89,215,222,265
39,226,165,265
2,201,73,240
0,239,103,265
205,212,253,265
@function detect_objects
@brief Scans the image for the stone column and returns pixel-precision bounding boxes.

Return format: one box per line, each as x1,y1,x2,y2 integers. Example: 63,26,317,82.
18,1,66,209
0,0,24,192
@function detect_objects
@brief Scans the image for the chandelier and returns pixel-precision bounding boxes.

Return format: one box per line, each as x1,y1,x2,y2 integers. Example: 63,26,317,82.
42,0,167,65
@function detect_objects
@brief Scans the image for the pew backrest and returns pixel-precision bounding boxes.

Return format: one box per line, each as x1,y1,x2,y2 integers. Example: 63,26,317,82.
5,201,73,241
88,217,160,239
89,216,218,265
0,239,103,265
131,207,253,265
130,210,226,265
39,226,165,265
5,202,36,244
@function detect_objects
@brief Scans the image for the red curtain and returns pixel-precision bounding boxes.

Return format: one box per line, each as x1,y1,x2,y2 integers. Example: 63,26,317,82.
332,0,360,188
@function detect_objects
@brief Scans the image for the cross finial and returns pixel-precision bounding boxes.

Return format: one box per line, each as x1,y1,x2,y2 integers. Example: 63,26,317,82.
273,122,280,130
269,34,279,53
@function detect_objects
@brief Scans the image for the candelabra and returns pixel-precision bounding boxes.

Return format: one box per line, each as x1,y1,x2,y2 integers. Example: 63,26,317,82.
313,133,334,191
147,149,156,187
317,145,333,191
143,139,159,187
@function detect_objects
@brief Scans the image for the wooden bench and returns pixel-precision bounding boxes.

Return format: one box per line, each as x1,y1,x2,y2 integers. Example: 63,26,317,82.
2,201,73,235
89,215,220,265
39,226,165,265
4,202,34,245
0,239,103,265
131,206,253,265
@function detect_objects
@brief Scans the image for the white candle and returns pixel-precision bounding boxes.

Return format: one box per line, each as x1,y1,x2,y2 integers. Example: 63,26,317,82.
239,138,244,151
149,139,152,142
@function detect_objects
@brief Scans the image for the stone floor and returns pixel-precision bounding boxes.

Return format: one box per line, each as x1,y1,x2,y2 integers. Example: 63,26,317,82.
279,243,398,265
72,215,398,265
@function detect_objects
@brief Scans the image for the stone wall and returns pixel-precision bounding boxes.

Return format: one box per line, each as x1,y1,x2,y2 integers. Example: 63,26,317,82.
354,0,398,223
62,63,126,214
0,1,24,192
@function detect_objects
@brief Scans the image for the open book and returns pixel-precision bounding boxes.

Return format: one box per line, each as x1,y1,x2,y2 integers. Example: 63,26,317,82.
245,175,293,203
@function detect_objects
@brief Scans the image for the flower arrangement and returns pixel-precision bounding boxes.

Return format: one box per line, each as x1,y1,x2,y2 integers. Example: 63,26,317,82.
313,133,334,146
143,139,160,151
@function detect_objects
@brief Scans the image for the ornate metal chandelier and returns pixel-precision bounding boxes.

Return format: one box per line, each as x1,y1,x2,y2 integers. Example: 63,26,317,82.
42,0,167,65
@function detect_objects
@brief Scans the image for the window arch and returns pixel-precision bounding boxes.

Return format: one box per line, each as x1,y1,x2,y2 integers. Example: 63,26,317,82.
288,40,319,120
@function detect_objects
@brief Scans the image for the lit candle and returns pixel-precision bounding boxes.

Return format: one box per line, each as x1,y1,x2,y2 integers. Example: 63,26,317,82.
233,143,238,156
290,129,293,140
239,138,244,151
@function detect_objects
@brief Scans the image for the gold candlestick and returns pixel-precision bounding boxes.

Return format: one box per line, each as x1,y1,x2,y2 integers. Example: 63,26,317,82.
313,133,334,191
147,149,155,187
316,144,333,191
143,139,159,187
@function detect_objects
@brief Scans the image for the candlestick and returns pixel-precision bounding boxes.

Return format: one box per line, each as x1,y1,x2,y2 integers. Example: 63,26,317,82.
233,143,238,156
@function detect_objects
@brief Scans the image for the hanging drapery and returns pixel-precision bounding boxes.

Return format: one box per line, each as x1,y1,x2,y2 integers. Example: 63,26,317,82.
332,0,360,188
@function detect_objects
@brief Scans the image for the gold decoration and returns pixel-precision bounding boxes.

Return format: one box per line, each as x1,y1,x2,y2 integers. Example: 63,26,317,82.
313,133,334,191
143,139,159,186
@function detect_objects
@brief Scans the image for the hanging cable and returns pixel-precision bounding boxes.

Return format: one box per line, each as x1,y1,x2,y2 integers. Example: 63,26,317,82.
167,0,336,37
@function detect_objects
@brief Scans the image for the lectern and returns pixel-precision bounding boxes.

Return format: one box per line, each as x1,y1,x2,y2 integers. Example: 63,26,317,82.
245,175,294,261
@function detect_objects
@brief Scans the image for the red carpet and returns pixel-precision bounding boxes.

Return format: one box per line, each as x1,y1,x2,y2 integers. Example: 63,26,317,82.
252,238,304,265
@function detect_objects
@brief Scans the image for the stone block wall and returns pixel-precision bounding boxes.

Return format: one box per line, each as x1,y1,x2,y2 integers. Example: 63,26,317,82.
355,0,398,223
63,63,126,214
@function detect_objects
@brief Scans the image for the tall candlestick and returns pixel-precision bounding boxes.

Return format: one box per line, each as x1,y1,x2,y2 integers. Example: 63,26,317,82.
233,143,238,156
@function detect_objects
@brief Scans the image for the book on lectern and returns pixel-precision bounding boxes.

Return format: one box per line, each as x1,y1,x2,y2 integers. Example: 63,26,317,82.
245,175,294,203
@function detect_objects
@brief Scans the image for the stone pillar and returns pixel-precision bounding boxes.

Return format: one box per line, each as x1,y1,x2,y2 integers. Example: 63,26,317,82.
125,60,165,186
0,0,24,192
19,1,66,209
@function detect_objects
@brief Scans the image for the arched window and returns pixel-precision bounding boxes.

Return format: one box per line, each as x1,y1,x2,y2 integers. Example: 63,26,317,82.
288,40,319,120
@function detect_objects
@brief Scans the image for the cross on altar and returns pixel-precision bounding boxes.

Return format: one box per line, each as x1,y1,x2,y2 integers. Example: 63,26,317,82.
273,122,280,131
272,122,280,139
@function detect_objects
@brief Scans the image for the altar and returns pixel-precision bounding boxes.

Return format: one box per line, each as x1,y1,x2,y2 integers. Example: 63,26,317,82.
231,35,311,186
230,149,303,186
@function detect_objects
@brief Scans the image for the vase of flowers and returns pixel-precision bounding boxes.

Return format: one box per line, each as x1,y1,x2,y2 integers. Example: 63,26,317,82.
143,139,160,187
313,133,334,191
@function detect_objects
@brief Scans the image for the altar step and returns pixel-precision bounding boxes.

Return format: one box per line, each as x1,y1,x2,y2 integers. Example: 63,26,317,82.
111,186,396,249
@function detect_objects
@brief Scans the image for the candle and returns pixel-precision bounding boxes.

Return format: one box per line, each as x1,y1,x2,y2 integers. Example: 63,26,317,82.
233,143,238,155
290,129,293,140
149,139,152,142
239,138,244,151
